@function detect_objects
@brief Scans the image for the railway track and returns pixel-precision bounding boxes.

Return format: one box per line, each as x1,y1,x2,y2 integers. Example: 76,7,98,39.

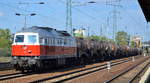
0,56,143,82
0,72,35,81
104,57,150,83
0,62,12,71
129,63,150,83
30,56,139,83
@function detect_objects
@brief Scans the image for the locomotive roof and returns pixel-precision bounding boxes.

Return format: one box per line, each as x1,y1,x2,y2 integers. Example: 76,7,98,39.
17,26,71,37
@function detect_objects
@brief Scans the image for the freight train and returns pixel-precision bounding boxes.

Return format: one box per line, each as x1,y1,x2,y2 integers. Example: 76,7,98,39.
11,26,142,72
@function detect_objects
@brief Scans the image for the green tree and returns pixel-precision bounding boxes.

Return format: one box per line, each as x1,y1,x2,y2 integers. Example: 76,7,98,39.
89,35,100,41
0,29,12,57
89,35,113,42
99,36,109,41
131,40,135,48
115,31,129,45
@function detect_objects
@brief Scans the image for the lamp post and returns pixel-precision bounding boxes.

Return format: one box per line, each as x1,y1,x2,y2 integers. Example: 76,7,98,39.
15,13,36,29
18,2,45,5
15,1,44,29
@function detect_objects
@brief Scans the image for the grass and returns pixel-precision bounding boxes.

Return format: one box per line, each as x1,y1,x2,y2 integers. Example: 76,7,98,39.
0,57,11,62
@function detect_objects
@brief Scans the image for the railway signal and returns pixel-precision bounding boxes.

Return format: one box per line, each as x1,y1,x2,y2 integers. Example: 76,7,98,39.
132,56,135,61
107,62,111,71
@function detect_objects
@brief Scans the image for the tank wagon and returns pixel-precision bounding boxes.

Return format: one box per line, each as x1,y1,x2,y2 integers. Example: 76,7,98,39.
11,26,142,71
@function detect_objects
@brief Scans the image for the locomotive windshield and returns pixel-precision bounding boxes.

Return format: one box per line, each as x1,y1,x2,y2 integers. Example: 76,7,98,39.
15,35,24,43
28,35,37,44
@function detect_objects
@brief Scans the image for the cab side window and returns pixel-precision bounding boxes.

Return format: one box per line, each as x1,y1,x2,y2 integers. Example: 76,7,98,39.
49,38,52,45
64,39,67,45
53,38,55,45
60,39,63,45
45,38,48,45
40,38,44,44
57,39,59,45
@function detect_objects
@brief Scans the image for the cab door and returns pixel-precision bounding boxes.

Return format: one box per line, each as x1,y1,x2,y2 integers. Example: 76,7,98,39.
44,38,49,55
25,34,39,56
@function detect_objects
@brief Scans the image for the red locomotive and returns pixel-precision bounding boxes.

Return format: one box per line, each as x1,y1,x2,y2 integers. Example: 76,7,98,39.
11,26,142,71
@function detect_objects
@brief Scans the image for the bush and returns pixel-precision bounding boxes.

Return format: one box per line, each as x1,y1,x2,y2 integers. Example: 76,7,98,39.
0,48,11,57
0,28,12,57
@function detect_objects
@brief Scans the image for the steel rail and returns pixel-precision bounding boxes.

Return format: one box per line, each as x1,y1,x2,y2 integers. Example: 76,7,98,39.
104,57,150,83
0,72,22,78
30,57,135,83
0,56,142,82
0,62,13,71
0,71,37,81
128,62,150,83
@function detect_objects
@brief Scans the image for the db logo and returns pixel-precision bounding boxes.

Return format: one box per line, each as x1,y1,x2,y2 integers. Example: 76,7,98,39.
22,45,27,50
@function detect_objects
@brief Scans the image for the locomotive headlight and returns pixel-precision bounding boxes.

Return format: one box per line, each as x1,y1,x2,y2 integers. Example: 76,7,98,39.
22,45,27,50
11,57,17,64
34,56,38,59
13,56,17,59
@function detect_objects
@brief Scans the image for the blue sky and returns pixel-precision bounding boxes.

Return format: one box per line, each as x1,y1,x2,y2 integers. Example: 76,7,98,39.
0,0,149,41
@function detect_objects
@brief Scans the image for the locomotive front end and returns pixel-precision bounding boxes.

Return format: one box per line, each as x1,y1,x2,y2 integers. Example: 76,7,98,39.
11,32,40,71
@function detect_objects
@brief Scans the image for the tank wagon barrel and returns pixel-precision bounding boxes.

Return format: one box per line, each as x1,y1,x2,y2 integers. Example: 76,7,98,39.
76,37,142,63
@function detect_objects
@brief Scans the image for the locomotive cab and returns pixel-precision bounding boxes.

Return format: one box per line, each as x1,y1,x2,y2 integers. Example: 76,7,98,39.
11,32,40,70
14,33,38,45
12,32,40,56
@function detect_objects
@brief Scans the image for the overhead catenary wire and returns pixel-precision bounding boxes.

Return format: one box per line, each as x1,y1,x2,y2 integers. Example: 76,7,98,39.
121,0,148,32
120,6,145,30
0,2,60,28
0,1,99,33
0,0,148,39
57,0,106,36
58,0,104,22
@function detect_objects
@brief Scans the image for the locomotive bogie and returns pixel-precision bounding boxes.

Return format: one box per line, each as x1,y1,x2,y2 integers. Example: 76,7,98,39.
11,56,39,71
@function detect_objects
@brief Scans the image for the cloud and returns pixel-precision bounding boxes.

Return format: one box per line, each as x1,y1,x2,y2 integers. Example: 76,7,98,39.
0,12,4,16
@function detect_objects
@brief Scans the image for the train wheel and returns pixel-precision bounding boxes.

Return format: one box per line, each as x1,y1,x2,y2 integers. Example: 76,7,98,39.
21,68,25,73
91,56,96,63
36,61,44,72
80,57,85,65
92,54,99,63
81,56,90,65
31,65,38,72
14,64,20,71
